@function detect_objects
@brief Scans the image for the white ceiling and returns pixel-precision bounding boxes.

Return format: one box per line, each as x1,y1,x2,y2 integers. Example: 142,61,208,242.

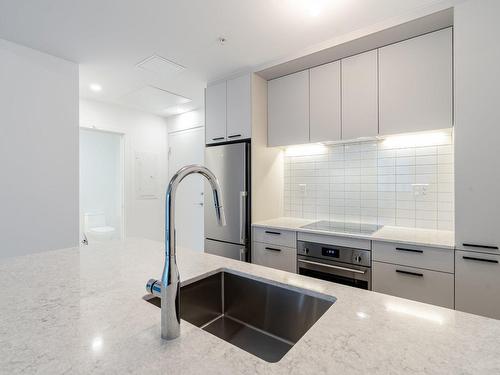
0,0,458,117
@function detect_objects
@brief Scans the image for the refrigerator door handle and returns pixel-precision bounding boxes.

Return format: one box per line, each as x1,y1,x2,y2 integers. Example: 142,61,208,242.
239,191,248,244
239,247,247,261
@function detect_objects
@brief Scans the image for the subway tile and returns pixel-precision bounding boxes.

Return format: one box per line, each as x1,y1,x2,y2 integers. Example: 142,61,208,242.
438,221,454,231
397,209,416,219
378,208,396,217
361,199,378,208
361,191,378,200
345,199,361,207
416,210,437,220
416,165,437,174
438,164,453,174
378,157,396,167
438,174,454,183
345,191,361,200
396,156,416,166
378,175,396,184
361,183,377,192
361,158,377,168
396,200,414,210
361,175,377,184
378,166,396,175
396,148,415,157
415,174,437,184
438,154,453,164
378,183,396,192
416,200,437,211
378,192,396,200
416,219,437,229
361,151,377,160
396,218,415,227
416,155,437,165
329,153,345,162
345,144,362,153
361,167,378,175
345,168,361,176
396,175,415,184
438,201,454,211
395,165,416,175
378,149,396,158
361,207,378,217
345,175,361,184
361,142,378,152
438,145,453,155
378,200,396,209
415,146,437,156
345,183,361,192
378,217,396,226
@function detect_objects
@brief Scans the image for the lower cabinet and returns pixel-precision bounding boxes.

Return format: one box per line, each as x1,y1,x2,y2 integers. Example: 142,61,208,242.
373,261,454,309
455,251,500,319
252,241,296,273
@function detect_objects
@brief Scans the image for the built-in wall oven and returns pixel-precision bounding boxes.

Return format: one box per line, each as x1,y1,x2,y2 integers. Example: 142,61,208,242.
297,240,371,290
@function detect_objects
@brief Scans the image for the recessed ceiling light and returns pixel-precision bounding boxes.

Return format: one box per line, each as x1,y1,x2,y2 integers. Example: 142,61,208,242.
89,83,102,92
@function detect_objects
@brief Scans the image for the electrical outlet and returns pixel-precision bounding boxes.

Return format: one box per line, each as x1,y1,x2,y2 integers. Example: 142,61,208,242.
412,183,428,197
298,184,307,198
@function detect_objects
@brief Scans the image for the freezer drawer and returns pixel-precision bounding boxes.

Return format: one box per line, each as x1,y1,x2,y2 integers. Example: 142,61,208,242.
205,239,247,261
455,251,500,319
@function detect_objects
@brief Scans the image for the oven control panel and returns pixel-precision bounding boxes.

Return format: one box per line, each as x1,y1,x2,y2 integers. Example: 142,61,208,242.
297,240,371,267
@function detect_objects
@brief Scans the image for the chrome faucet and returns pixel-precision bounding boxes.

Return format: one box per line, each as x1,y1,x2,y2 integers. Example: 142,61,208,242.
157,164,226,340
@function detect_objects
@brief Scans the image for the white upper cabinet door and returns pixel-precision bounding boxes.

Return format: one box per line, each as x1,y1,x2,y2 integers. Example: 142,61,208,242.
455,0,500,253
268,70,309,147
227,74,252,141
341,50,378,140
378,28,452,136
310,61,341,142
205,81,227,144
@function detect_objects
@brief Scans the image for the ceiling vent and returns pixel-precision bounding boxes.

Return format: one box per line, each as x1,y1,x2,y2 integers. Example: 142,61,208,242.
136,54,185,75
118,86,191,114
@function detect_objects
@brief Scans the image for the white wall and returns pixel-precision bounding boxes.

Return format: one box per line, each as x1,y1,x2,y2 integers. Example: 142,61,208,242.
80,99,168,242
165,108,204,134
0,38,79,259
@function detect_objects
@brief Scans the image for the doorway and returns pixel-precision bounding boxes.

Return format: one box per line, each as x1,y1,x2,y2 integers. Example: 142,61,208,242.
168,127,205,252
79,128,124,244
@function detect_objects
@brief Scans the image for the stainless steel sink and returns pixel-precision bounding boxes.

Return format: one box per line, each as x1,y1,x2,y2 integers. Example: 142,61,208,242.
144,271,335,362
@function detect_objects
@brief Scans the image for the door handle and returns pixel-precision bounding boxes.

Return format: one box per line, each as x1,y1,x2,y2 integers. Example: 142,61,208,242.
228,134,242,139
462,256,499,264
239,247,247,261
239,191,248,244
396,247,423,254
462,243,499,250
396,269,424,277
298,259,366,274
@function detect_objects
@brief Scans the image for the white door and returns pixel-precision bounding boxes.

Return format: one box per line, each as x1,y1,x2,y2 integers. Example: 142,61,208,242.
227,74,252,140
168,127,205,252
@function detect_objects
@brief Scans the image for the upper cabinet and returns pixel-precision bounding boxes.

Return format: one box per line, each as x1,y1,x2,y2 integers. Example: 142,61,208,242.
341,50,378,139
378,28,452,135
205,74,252,145
268,70,309,147
227,74,252,141
266,28,453,146
310,61,341,142
205,81,226,144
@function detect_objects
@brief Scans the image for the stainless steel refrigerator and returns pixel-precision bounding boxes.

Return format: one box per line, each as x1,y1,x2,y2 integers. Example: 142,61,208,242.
204,141,250,261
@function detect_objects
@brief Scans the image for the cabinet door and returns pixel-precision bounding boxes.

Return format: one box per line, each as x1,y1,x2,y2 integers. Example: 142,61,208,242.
455,1,500,254
456,251,500,319
252,241,296,273
372,261,454,309
268,70,309,147
227,74,251,141
310,61,341,142
205,81,226,144
378,28,452,135
341,50,378,140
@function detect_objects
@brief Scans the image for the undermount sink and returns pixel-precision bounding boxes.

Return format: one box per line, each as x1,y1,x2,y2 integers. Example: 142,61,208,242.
144,271,335,362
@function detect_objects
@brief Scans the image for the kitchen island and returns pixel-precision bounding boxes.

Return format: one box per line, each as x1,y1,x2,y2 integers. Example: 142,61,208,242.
1,238,499,374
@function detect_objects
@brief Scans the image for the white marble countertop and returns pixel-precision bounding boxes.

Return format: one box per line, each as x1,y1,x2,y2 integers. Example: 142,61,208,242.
2,238,498,374
252,217,455,249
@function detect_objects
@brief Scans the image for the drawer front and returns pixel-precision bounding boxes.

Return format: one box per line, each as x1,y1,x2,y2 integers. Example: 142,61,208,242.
297,232,371,250
253,227,296,248
373,241,454,273
455,251,500,319
252,241,297,273
373,261,454,309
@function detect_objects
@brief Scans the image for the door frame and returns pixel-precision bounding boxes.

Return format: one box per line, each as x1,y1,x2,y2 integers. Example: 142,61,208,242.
79,126,126,241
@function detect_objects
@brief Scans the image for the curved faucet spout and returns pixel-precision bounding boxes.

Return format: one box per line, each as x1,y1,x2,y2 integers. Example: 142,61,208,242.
160,164,226,340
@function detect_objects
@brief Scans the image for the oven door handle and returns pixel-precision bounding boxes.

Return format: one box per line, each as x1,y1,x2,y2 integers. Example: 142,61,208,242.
298,259,367,275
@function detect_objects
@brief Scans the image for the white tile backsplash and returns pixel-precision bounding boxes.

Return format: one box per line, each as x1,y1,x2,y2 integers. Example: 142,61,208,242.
283,136,454,230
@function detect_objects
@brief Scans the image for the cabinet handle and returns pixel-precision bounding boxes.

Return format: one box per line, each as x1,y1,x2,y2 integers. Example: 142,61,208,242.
396,269,424,277
228,134,241,139
265,247,281,252
265,231,281,235
462,243,499,250
212,137,225,141
462,256,499,264
396,247,423,254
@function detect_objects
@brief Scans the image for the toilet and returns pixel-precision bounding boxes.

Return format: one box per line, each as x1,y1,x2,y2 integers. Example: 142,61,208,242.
84,212,116,242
